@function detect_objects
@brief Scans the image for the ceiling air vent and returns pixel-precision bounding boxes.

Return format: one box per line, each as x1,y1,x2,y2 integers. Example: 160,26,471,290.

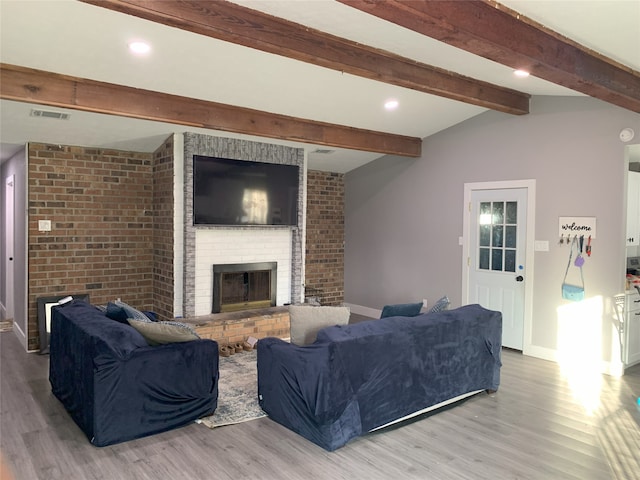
30,109,70,120
312,149,335,154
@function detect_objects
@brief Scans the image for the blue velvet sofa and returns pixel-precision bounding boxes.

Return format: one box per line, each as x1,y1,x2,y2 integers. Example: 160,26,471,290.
49,300,219,446
257,304,502,451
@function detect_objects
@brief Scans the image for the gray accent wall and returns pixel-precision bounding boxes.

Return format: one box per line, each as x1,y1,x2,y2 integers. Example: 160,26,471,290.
345,95,640,367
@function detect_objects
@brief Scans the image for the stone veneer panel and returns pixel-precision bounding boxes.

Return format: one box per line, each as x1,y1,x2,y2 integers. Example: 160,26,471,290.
182,133,304,318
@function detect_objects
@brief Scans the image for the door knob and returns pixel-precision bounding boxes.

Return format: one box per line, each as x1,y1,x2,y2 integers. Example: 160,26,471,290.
515,275,524,282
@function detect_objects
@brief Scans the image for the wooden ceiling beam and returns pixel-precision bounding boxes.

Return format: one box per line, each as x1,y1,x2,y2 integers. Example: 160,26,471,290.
0,63,422,157
338,0,640,113
79,0,529,115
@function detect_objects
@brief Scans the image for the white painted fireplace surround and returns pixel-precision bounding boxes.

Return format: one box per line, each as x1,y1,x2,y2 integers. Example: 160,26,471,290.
194,228,292,315
174,133,306,318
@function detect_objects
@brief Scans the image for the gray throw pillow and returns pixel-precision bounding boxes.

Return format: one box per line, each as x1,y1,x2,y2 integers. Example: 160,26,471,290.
128,319,200,346
109,299,153,323
289,305,351,346
429,296,450,313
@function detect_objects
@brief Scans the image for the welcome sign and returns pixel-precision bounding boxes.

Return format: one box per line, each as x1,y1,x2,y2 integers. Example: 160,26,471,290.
558,217,597,239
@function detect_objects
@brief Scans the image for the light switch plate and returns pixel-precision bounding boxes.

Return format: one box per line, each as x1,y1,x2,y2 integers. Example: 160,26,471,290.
38,220,52,232
534,240,549,251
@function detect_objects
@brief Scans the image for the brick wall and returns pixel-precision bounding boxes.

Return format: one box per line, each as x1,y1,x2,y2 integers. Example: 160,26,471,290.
27,143,155,350
305,170,345,305
152,137,174,321
25,142,345,349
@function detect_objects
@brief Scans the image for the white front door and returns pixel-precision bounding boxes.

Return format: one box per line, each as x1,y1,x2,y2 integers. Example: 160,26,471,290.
463,183,534,350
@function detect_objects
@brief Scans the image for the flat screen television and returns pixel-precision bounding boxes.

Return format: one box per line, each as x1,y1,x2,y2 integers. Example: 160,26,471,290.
193,155,300,226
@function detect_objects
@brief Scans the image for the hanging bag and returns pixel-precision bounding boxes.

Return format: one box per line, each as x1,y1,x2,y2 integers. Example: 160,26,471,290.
562,236,585,301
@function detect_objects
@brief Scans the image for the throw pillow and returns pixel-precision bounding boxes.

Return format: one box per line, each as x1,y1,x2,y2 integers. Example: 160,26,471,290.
106,300,153,324
128,319,200,346
289,305,351,346
380,301,423,319
105,302,129,324
429,296,450,313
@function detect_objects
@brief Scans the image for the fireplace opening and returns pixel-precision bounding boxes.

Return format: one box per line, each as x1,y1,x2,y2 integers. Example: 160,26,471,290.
212,262,277,313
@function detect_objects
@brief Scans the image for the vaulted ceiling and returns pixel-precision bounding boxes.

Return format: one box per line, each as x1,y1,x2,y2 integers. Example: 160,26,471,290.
1,0,639,172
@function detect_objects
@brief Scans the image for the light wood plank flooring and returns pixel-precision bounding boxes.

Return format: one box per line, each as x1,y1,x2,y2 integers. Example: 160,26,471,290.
1,331,639,480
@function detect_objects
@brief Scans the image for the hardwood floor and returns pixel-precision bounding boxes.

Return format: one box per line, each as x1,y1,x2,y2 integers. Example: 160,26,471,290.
1,331,639,480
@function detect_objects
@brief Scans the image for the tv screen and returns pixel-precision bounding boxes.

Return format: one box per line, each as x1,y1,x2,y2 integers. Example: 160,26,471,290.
193,155,300,226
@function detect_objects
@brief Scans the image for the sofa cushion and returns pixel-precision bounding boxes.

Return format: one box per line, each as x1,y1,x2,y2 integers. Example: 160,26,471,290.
379,301,423,318
128,319,200,346
289,305,350,346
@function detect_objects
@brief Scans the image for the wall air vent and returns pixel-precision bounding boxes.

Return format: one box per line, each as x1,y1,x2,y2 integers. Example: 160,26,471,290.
30,109,70,120
312,149,335,154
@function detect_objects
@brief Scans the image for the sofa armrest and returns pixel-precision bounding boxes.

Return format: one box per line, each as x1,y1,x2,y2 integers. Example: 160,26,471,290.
257,337,362,451
90,339,218,446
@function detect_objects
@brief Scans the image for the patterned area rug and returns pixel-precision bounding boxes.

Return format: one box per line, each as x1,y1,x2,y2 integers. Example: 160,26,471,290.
196,348,267,428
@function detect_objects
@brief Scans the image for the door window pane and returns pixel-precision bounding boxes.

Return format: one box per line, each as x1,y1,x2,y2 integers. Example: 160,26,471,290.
479,248,490,270
505,250,516,272
492,202,504,224
491,249,503,270
479,225,491,246
506,202,517,224
479,202,492,225
492,225,504,247
505,225,517,248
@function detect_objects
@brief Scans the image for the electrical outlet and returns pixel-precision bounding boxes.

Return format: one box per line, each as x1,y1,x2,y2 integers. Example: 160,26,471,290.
38,220,52,232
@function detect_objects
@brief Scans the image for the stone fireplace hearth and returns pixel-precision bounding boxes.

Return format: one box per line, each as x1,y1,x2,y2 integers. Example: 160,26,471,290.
183,307,290,347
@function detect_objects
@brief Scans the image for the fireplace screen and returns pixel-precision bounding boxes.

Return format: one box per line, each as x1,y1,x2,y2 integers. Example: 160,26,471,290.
213,262,277,313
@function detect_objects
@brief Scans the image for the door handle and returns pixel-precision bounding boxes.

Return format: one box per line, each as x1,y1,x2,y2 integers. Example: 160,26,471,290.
515,275,524,282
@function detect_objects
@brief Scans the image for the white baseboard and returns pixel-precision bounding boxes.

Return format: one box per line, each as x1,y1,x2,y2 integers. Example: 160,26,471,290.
11,321,30,351
523,344,558,363
524,343,625,377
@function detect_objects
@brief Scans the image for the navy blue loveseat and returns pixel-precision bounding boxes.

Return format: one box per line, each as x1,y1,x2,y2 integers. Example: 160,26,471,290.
49,300,219,446
257,304,502,451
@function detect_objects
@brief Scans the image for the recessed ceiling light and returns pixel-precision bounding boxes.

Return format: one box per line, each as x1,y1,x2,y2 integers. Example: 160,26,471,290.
384,99,399,110
128,41,151,55
514,69,530,78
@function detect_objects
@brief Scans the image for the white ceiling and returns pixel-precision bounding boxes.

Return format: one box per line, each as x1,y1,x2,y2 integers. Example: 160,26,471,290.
1,0,639,172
